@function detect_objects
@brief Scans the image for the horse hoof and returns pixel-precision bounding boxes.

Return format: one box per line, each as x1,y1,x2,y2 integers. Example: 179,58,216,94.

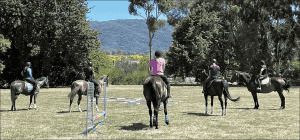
280,107,285,110
166,121,169,125
155,127,159,129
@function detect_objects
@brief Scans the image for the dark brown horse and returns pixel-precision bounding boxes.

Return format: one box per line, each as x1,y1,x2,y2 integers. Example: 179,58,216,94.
200,70,240,116
10,77,49,111
67,75,109,113
143,75,169,129
229,71,290,109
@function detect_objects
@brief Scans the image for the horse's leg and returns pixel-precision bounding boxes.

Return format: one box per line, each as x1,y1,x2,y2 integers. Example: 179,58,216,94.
29,94,33,109
153,99,160,129
78,94,82,112
204,94,208,114
164,99,169,125
33,94,37,109
251,92,259,109
277,89,285,109
224,94,228,115
218,94,224,116
211,96,214,114
69,98,73,113
11,88,17,111
95,96,99,111
146,100,153,128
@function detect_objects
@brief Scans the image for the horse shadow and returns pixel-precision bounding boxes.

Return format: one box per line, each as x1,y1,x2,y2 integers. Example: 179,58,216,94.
57,110,87,114
229,108,258,110
118,123,150,131
0,109,29,112
182,112,219,116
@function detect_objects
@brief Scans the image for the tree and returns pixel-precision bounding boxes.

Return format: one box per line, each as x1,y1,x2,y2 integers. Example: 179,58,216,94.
167,1,222,79
0,0,102,86
128,0,172,61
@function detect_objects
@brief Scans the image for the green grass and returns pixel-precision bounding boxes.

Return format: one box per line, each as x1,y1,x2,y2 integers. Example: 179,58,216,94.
1,86,299,139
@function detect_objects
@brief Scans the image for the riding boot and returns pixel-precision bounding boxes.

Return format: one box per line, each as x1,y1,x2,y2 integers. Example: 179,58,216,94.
202,83,206,94
167,84,171,98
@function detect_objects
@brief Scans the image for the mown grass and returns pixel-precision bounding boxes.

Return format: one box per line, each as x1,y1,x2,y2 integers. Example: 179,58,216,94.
1,85,299,139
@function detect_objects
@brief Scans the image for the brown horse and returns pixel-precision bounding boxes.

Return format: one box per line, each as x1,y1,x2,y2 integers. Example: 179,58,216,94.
67,75,109,113
10,77,49,111
200,70,240,116
229,71,290,109
143,75,169,129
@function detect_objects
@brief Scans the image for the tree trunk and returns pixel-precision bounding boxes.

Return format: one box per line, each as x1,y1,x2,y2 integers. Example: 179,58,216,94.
149,31,152,61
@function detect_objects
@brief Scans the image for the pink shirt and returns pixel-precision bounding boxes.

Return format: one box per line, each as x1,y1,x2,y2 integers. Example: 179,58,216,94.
149,58,165,75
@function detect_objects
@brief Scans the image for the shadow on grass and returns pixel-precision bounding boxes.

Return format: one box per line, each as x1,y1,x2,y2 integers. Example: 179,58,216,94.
119,123,150,131
0,108,30,112
57,110,87,113
183,112,219,116
229,108,257,110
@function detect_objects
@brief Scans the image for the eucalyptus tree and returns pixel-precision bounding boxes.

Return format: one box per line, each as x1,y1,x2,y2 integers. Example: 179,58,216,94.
128,0,172,60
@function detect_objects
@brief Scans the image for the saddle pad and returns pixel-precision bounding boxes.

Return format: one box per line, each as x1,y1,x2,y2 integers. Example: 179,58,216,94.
25,82,33,91
255,77,270,85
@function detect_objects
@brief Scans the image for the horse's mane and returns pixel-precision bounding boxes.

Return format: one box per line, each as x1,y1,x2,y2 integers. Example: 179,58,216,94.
236,71,255,83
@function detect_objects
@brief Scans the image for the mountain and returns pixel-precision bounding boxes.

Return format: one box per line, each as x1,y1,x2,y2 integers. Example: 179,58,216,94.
89,19,174,54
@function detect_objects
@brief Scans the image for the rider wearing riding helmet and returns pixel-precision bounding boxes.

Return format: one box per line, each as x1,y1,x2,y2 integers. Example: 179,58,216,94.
257,60,267,91
84,62,100,93
147,50,171,98
202,59,220,94
21,62,40,95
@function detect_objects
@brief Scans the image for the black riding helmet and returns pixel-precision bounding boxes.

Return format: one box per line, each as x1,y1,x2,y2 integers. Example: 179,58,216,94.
212,59,217,63
155,50,162,58
88,61,93,66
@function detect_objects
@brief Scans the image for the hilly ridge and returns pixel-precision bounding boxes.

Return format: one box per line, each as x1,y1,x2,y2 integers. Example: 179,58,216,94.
89,19,174,54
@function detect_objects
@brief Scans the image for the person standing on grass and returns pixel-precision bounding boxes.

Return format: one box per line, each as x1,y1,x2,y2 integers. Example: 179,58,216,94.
146,50,171,98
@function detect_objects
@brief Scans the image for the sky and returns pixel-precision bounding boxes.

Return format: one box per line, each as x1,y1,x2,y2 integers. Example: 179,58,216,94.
86,0,168,22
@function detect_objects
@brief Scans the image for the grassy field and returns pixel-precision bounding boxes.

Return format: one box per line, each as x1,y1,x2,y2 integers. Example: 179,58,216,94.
1,85,299,139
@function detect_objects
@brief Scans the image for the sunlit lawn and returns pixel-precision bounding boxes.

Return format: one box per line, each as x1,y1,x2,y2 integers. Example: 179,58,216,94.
1,85,299,139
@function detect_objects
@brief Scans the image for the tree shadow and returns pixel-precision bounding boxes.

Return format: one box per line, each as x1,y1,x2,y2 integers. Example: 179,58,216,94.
0,108,30,112
57,110,87,114
119,123,150,131
182,112,219,116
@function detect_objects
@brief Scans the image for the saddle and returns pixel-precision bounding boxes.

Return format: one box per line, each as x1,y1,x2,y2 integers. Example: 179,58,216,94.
207,78,224,88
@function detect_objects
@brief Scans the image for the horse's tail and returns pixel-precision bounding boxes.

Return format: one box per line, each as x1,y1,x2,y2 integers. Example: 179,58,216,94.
68,86,80,100
283,79,291,92
223,80,240,102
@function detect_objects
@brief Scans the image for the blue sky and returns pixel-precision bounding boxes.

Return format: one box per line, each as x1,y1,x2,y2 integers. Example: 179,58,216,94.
86,0,168,22
86,1,298,22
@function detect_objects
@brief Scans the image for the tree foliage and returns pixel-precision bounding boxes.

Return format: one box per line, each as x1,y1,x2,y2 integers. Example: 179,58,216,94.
0,0,102,86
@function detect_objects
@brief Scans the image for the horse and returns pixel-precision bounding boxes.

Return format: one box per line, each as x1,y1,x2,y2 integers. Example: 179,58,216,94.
200,70,240,116
229,71,290,109
10,77,49,111
143,75,169,129
67,75,109,113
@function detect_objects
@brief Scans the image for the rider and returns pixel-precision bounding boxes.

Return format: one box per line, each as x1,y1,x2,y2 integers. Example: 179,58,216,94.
146,50,171,98
257,60,267,91
84,61,100,92
21,62,40,95
202,59,220,94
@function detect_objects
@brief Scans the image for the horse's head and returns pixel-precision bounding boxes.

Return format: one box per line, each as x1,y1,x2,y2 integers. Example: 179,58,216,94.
200,69,209,83
37,77,49,89
229,71,239,83
99,75,109,87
